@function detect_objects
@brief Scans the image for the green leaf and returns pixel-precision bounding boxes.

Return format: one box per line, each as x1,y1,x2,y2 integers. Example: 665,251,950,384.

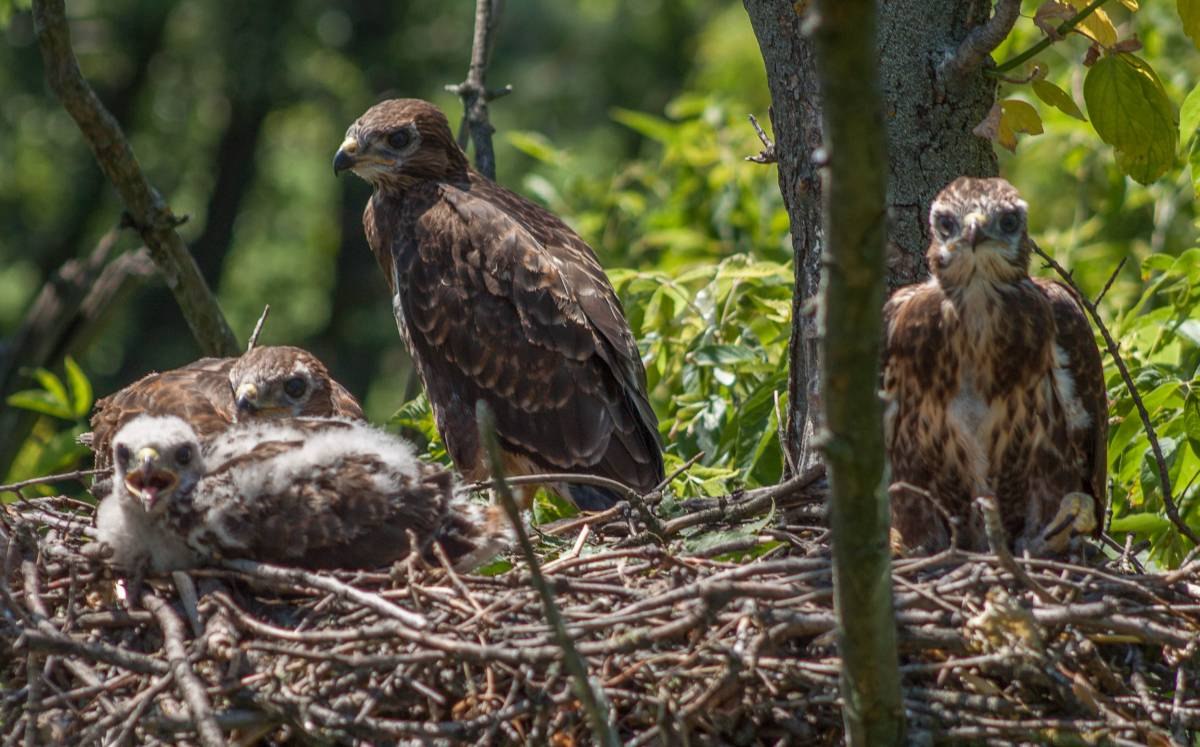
1084,54,1178,184
1180,0,1200,49
610,108,676,143
1180,82,1200,142
1109,511,1169,533
1032,80,1086,121
690,344,760,367
506,130,569,164
63,356,92,419
32,368,69,411
7,390,74,420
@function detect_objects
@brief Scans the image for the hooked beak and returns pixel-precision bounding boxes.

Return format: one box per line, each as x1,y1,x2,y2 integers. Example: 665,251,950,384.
123,447,178,511
333,136,358,175
964,212,986,249
234,383,258,418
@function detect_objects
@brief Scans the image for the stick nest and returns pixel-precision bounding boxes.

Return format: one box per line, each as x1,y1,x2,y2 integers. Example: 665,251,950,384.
2,491,1199,745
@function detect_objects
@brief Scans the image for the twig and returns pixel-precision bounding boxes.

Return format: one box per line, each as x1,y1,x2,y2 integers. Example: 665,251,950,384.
745,114,777,164
1033,244,1199,548
467,472,640,503
140,592,223,747
246,304,270,352
1094,256,1127,306
974,497,1056,604
991,0,1113,75
31,0,238,357
445,0,512,180
659,465,824,538
0,469,105,496
655,451,705,493
939,0,1022,86
221,558,427,629
476,402,619,747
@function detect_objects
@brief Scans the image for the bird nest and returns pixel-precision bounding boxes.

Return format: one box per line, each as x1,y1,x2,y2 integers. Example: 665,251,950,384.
2,477,1199,745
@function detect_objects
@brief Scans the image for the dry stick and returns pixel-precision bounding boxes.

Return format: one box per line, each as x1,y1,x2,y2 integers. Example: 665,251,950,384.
246,304,271,352
221,558,428,630
0,469,106,496
476,403,620,747
973,497,1056,605
1033,245,1200,547
31,0,239,357
139,592,223,747
446,0,512,180
745,114,777,165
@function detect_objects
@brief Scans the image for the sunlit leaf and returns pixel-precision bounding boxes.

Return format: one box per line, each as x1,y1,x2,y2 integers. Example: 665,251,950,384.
1084,53,1178,184
1109,511,1169,533
1180,0,1200,49
1032,80,1086,121
1067,0,1118,47
7,390,74,420
63,356,92,419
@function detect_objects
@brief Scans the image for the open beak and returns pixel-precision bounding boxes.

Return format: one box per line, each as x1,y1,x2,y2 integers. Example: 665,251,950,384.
333,136,358,175
123,447,178,511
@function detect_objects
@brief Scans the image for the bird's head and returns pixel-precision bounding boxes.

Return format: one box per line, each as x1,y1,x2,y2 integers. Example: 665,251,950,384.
333,98,467,192
926,176,1030,287
229,346,334,422
111,415,203,515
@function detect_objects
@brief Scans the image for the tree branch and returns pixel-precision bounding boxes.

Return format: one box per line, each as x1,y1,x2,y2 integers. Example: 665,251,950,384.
31,0,239,358
939,0,1022,87
445,0,511,180
1032,246,1200,548
992,0,1112,75
141,592,224,747
809,0,905,743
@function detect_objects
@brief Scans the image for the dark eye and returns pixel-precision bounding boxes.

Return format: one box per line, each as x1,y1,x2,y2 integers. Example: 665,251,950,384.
387,129,412,149
998,210,1022,234
175,446,192,465
284,376,307,399
934,213,958,239
115,444,131,464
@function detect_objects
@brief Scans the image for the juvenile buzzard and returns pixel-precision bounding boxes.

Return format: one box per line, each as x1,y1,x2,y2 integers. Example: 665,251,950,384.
95,414,509,573
334,99,663,510
882,177,1107,554
88,346,363,485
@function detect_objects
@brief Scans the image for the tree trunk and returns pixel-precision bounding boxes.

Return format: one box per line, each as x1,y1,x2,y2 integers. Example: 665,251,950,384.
743,0,998,470
808,1,903,741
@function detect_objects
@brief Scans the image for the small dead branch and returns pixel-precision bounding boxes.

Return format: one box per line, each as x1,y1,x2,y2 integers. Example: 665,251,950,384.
140,592,223,747
246,304,270,351
1033,244,1199,548
31,0,238,357
445,0,512,180
745,114,777,164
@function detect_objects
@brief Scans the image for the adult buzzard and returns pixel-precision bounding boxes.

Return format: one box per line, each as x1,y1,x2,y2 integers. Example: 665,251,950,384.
95,414,508,573
882,177,1107,555
334,99,663,510
88,345,363,485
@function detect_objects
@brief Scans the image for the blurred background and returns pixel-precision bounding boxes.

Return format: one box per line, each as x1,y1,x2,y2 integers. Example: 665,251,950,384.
3,0,1200,560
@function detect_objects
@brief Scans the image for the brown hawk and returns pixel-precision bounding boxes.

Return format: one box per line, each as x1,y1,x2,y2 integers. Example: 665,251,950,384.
95,414,509,573
87,345,364,491
333,98,663,510
882,177,1107,555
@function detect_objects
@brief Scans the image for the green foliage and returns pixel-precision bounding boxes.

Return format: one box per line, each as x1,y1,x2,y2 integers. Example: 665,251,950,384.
1084,53,1178,184
4,357,92,488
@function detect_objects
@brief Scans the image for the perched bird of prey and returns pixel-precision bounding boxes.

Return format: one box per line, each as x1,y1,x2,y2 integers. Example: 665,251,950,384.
882,177,1107,555
95,414,508,573
334,98,663,510
87,346,363,492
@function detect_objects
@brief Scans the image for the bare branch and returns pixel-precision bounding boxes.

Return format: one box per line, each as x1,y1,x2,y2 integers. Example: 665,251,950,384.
1033,245,1200,548
745,113,778,164
246,304,271,352
445,0,511,180
31,0,239,357
141,592,224,747
939,0,1022,86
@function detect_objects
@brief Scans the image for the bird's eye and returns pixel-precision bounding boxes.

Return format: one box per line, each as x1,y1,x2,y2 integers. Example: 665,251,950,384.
998,210,1022,234
175,445,192,465
387,129,412,149
934,213,958,239
115,444,131,464
284,376,307,399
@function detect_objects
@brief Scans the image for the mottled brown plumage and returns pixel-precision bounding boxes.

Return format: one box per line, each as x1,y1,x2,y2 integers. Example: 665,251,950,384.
335,99,663,510
882,177,1107,554
88,346,363,494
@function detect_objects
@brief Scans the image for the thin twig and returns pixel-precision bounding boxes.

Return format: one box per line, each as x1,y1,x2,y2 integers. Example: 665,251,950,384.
445,0,511,180
1094,256,1127,306
246,304,270,352
476,402,619,747
745,114,777,164
30,0,238,356
141,592,224,747
0,469,105,496
1033,244,1199,548
974,497,1056,604
991,0,1113,75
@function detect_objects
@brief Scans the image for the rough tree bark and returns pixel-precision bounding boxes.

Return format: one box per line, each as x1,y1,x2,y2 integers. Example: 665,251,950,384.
808,2,903,742
743,0,1000,470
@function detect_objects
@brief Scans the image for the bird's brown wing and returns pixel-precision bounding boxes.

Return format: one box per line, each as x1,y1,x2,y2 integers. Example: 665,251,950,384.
193,449,451,570
327,380,366,420
1033,277,1108,529
89,357,235,476
395,180,662,502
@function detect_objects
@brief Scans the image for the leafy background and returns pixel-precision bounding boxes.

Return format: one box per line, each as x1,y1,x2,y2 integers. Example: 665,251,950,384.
3,0,1200,566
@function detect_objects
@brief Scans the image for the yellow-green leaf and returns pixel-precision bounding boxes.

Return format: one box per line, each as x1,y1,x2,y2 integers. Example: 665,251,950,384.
1181,0,1200,49
1067,0,1118,47
64,356,92,419
1084,54,1178,184
1120,0,1138,9
1032,80,1086,121
1000,99,1043,135
1181,82,1200,141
